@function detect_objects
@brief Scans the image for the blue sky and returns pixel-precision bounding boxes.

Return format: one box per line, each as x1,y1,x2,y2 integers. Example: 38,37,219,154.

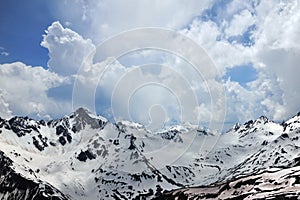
0,0,299,131
223,63,257,88
0,1,56,67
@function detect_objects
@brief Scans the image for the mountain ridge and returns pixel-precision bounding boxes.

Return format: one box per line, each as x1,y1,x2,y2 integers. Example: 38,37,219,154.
0,107,300,199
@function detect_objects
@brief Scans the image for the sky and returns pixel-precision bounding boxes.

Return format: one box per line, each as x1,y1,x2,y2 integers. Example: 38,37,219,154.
0,0,299,131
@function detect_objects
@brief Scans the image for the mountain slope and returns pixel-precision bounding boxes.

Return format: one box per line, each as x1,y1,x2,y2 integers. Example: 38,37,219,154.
155,113,300,199
0,108,299,199
155,165,300,200
0,151,70,200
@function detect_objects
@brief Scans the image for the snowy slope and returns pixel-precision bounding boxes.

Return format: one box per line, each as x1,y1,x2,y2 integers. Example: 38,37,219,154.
155,113,300,199
0,108,300,199
0,151,70,200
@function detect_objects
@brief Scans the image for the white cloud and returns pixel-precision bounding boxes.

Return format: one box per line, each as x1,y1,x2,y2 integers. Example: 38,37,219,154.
256,49,300,120
224,69,285,123
53,0,214,43
225,9,256,36
1,1,299,130
181,0,300,125
0,62,70,119
181,19,255,74
0,89,12,119
252,0,300,120
41,21,95,76
254,0,300,51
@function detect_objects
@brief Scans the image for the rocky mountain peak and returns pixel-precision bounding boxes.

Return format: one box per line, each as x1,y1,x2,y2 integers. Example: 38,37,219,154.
70,107,107,132
255,115,269,124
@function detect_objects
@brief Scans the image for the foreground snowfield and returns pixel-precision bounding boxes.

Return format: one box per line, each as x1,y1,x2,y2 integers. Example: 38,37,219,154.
0,107,300,199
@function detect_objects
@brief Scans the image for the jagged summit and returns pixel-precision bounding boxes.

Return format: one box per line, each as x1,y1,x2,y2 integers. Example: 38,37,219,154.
256,115,269,123
70,107,107,132
73,107,91,115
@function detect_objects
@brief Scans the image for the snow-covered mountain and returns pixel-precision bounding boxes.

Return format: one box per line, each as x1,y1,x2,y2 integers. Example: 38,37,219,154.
0,108,299,199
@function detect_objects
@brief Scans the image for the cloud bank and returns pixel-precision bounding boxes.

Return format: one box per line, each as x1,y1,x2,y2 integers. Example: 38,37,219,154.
0,0,299,131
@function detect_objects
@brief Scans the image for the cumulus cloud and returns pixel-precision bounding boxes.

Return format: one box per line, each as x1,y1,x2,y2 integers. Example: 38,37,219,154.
1,0,299,131
0,62,70,119
252,0,300,120
181,19,256,78
0,22,97,119
181,0,300,125
0,2,227,128
224,70,284,123
225,9,256,36
41,21,95,76
53,0,214,43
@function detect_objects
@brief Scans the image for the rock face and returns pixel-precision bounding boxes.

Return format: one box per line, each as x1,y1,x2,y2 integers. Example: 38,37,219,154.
0,107,300,199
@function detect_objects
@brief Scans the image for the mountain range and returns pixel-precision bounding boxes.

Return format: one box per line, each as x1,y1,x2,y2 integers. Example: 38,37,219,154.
0,107,300,199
